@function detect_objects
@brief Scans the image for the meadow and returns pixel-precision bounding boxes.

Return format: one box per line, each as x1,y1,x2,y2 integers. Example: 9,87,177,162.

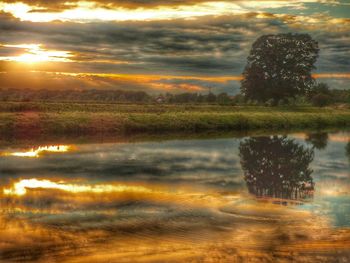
0,102,349,139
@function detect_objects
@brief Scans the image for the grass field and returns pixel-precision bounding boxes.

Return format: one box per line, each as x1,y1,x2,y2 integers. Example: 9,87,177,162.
1,102,350,138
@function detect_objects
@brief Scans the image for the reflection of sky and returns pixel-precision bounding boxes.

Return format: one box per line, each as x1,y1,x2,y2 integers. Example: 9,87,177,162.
1,134,350,226
0,138,244,190
0,133,350,261
302,132,350,227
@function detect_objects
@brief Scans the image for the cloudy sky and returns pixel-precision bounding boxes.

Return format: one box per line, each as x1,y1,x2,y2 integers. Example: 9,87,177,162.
0,0,349,94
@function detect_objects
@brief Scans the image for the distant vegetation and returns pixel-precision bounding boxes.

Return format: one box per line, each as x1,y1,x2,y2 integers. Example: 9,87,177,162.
0,88,234,105
0,87,349,107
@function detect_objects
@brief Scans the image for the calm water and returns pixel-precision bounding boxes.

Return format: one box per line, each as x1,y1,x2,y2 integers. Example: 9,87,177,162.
0,131,349,262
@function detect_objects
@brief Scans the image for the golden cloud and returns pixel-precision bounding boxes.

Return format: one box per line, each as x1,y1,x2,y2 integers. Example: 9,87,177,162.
0,1,334,23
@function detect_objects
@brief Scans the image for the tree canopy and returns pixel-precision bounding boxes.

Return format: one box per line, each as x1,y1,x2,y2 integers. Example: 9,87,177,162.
241,33,319,104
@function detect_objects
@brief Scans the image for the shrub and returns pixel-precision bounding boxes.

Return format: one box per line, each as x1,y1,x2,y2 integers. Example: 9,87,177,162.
311,93,332,107
265,98,275,107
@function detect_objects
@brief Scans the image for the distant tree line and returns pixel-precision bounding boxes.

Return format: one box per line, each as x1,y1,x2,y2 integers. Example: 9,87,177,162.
0,89,151,103
158,92,232,104
0,87,349,106
0,88,236,105
237,83,350,107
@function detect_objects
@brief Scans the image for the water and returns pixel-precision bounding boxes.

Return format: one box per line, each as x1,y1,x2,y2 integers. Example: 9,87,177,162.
0,131,349,262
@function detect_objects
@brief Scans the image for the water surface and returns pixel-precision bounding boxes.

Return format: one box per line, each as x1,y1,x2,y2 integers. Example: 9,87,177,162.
0,131,350,262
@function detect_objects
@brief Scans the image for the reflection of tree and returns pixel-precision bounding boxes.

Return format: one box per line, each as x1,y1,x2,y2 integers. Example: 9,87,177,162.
239,136,314,200
305,132,328,150
346,141,350,162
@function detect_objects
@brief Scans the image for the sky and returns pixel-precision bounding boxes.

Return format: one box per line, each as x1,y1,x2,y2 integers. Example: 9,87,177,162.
0,0,349,94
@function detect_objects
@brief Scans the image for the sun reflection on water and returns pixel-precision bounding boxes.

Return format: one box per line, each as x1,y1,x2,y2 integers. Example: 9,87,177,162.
2,145,72,158
3,178,159,196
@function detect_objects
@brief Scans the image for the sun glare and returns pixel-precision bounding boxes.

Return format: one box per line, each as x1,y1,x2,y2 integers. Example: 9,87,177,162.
0,44,72,63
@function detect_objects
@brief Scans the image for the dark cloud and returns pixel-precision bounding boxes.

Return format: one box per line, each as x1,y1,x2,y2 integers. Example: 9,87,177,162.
0,13,279,76
315,31,350,73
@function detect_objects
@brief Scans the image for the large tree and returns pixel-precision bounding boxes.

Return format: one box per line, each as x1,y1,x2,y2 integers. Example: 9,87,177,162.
241,33,319,103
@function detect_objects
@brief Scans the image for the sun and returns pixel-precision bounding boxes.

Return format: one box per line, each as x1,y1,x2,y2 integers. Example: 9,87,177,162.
0,44,72,63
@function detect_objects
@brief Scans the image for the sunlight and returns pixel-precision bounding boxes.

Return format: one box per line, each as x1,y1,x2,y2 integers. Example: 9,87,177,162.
3,178,157,196
1,44,72,63
4,145,72,158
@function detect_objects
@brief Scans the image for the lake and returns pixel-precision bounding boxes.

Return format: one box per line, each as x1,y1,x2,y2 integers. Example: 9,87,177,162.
0,131,349,262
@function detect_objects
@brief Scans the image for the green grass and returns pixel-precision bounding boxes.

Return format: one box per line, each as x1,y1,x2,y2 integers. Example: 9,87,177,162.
0,102,350,138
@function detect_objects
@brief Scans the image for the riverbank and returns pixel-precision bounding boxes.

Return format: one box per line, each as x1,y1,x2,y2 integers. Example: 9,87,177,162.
1,102,350,138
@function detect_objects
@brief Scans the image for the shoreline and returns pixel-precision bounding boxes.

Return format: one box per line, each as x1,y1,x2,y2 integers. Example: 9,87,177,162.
1,127,349,149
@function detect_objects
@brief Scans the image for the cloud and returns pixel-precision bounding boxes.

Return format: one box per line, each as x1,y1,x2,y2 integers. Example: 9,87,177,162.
2,0,347,23
0,13,282,77
1,0,219,10
1,0,346,12
0,0,304,11
0,4,349,92
1,12,349,75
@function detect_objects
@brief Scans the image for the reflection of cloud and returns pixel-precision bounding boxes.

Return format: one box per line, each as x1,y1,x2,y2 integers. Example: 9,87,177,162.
0,135,350,261
0,139,243,190
0,183,348,262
